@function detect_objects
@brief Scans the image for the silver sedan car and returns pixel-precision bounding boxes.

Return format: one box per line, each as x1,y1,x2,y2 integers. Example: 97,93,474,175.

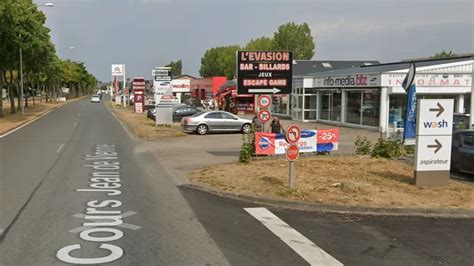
181,111,252,135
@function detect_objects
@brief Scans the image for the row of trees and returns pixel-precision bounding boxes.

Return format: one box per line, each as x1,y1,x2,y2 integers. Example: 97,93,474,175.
0,0,97,117
199,22,315,79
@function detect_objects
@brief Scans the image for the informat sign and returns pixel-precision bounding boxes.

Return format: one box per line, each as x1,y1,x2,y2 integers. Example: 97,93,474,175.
237,51,292,95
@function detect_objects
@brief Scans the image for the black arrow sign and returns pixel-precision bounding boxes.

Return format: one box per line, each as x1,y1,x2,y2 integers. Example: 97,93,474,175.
427,139,442,154
429,102,445,117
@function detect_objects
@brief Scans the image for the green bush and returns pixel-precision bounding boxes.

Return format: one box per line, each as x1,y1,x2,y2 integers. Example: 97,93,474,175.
371,138,403,159
239,125,255,163
355,136,372,155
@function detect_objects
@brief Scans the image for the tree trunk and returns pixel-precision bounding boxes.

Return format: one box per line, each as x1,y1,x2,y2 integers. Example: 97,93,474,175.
0,67,4,118
32,80,35,105
8,69,15,114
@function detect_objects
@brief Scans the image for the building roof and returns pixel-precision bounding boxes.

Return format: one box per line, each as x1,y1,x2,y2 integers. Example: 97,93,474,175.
174,74,197,80
304,55,473,78
293,60,380,75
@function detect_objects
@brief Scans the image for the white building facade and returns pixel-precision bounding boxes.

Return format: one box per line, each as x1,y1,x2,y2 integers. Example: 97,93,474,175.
292,57,473,137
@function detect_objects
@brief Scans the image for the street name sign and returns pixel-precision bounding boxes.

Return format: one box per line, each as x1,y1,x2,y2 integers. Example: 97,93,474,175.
285,124,301,144
258,110,271,123
257,95,271,108
414,99,454,187
237,51,292,95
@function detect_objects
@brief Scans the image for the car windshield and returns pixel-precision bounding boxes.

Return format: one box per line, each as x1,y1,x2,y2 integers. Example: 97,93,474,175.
2,1,473,266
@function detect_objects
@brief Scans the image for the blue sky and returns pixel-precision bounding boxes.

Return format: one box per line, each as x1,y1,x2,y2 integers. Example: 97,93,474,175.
35,0,473,81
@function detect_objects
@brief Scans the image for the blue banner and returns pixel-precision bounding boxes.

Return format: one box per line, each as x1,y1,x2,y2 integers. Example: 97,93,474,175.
404,84,417,141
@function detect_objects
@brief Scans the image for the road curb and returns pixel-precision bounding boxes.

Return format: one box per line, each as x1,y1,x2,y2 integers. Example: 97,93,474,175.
180,183,474,219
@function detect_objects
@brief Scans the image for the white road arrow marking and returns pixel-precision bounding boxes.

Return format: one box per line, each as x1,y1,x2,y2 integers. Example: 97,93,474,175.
70,211,141,233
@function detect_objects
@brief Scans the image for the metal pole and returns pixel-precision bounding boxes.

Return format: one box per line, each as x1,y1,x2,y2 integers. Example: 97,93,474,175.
288,161,294,188
470,58,473,129
20,47,24,116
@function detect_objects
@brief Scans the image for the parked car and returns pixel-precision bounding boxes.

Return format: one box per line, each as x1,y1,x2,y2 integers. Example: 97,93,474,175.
147,104,200,122
453,113,470,131
91,95,101,103
181,111,252,135
451,129,474,175
144,100,156,110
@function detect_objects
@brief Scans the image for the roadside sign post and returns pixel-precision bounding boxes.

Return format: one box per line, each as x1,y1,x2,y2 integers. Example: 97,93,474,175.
414,99,454,187
132,77,146,113
285,124,301,188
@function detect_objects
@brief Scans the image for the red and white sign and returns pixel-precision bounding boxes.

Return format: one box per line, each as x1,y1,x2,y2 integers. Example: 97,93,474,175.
258,95,271,108
285,124,301,144
171,79,191,93
258,110,271,123
133,77,146,113
286,145,300,161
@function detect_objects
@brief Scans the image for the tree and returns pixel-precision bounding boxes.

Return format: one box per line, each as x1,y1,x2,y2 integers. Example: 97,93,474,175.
272,22,315,60
245,37,274,51
431,50,457,59
199,45,240,79
165,60,182,77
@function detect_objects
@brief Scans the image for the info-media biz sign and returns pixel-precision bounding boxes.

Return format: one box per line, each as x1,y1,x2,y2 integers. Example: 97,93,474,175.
237,51,292,95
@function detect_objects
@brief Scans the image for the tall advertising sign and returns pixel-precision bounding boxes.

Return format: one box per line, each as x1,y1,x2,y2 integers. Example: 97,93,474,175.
237,51,292,95
402,63,416,143
414,99,454,187
132,77,146,113
152,67,172,104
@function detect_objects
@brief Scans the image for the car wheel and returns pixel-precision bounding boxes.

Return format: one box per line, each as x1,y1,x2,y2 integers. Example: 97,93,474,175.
196,124,208,135
242,123,252,134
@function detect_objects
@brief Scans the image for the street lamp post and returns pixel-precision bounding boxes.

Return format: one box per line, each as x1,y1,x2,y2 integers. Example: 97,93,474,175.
19,3,54,115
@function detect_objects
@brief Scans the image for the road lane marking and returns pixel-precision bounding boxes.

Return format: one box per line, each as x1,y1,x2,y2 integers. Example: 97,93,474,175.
244,207,343,266
57,144,65,153
73,122,78,127
79,112,81,116
70,211,141,233
110,112,134,139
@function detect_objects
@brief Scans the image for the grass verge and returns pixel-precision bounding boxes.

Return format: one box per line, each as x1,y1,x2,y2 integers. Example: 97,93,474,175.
108,101,186,140
191,155,474,210
0,100,64,135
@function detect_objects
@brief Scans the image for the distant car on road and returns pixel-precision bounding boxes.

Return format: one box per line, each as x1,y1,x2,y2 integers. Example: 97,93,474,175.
451,129,474,175
181,111,252,135
91,95,101,103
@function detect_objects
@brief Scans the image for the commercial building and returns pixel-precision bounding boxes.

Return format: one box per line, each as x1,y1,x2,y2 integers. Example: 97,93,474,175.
190,76,227,101
293,55,473,137
273,60,380,117
170,74,196,103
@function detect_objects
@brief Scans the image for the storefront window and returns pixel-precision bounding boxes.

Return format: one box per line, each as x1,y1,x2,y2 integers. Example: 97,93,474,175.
346,91,362,124
361,90,380,127
272,95,289,115
331,91,342,122
319,91,331,120
389,94,406,128
465,93,471,114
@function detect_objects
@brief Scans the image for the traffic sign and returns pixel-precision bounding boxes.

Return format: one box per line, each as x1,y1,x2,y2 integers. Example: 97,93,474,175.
415,135,452,171
258,110,271,123
258,95,271,108
237,51,293,95
414,98,454,187
285,124,301,144
286,145,300,161
417,99,454,136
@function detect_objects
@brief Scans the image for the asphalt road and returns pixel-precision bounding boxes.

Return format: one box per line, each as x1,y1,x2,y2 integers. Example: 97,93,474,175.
1,97,473,265
0,98,228,265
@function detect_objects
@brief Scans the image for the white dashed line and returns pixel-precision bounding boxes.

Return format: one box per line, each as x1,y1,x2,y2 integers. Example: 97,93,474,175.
245,207,343,266
73,122,78,127
57,144,65,153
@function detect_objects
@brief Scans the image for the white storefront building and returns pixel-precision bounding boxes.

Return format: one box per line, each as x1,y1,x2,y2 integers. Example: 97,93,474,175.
292,56,473,137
